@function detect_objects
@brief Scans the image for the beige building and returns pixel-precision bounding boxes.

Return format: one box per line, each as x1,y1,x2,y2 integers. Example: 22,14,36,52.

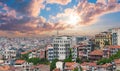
95,32,112,49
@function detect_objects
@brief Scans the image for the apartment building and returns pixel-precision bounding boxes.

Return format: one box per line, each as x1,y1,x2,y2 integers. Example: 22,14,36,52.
103,45,120,57
89,50,103,61
52,36,73,60
3,48,17,60
111,28,120,45
64,62,79,71
46,45,54,61
95,32,112,49
14,59,33,71
77,43,92,60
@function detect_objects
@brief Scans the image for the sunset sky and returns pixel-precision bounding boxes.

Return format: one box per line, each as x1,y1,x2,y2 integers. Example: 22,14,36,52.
0,0,120,37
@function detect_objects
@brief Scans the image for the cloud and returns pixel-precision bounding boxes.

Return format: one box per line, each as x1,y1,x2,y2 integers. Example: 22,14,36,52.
0,0,120,36
0,0,45,17
46,0,71,5
50,0,120,26
46,7,51,11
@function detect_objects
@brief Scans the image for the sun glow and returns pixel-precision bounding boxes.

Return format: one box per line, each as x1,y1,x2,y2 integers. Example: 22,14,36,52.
66,13,81,25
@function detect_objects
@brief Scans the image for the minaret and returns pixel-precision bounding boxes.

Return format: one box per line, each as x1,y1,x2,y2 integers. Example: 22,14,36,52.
57,29,59,36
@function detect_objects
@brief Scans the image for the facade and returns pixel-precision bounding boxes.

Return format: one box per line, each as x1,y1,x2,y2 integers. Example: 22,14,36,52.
72,46,78,61
38,49,45,59
14,60,33,71
3,48,17,60
52,36,73,60
89,50,103,61
80,62,97,71
64,62,79,71
95,32,112,49
46,45,54,61
78,44,92,60
114,59,120,71
111,28,120,45
103,45,120,58
56,61,64,71
97,63,114,71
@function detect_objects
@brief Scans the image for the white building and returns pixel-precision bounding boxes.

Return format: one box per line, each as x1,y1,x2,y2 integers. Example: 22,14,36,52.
111,28,120,45
46,45,54,61
56,61,64,71
3,48,17,60
14,60,33,71
52,36,73,60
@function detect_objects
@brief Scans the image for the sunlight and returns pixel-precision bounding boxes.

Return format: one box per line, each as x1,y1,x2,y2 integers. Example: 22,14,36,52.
66,13,81,25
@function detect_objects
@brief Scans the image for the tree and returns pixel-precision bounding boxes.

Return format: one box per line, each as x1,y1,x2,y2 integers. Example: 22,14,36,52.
76,58,82,63
39,58,49,65
104,40,110,46
74,68,78,71
64,48,72,62
97,50,120,65
27,58,40,65
50,59,58,71
21,53,29,60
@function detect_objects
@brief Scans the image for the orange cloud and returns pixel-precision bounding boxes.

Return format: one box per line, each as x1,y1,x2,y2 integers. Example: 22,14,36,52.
46,0,71,5
0,0,120,37
26,0,45,17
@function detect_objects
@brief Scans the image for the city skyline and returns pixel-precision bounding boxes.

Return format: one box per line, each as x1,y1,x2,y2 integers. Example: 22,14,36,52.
0,0,120,37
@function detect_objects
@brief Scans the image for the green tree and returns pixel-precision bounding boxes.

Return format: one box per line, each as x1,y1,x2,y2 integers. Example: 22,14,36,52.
104,40,110,46
50,59,58,71
39,58,49,65
97,50,120,65
21,53,29,60
76,58,82,63
74,68,78,71
64,48,72,62
27,58,40,65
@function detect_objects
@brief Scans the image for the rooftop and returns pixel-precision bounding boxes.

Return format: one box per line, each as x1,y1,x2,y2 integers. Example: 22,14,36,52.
15,60,25,64
89,50,103,56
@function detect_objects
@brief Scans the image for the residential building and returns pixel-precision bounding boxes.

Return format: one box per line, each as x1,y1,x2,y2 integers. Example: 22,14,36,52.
114,59,120,70
72,46,78,61
46,45,54,61
64,62,79,71
14,59,33,71
89,50,103,61
52,36,73,60
77,43,92,60
0,65,15,71
38,49,45,59
111,28,120,45
103,45,120,57
3,48,17,60
80,62,97,71
97,63,114,71
95,32,112,49
56,61,64,71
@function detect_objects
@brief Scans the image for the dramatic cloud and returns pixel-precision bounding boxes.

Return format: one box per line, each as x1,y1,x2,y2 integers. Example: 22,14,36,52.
51,0,120,26
46,0,71,5
0,0,120,36
0,0,45,17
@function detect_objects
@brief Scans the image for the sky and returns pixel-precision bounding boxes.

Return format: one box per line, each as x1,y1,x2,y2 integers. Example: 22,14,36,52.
0,0,120,37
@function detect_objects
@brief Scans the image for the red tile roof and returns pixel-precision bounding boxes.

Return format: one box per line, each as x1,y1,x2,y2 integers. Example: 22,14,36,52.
21,52,28,55
15,60,25,64
101,63,112,68
114,59,120,64
65,62,77,70
53,68,60,71
81,62,97,67
89,50,103,56
108,45,120,49
0,65,11,71
65,62,76,66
